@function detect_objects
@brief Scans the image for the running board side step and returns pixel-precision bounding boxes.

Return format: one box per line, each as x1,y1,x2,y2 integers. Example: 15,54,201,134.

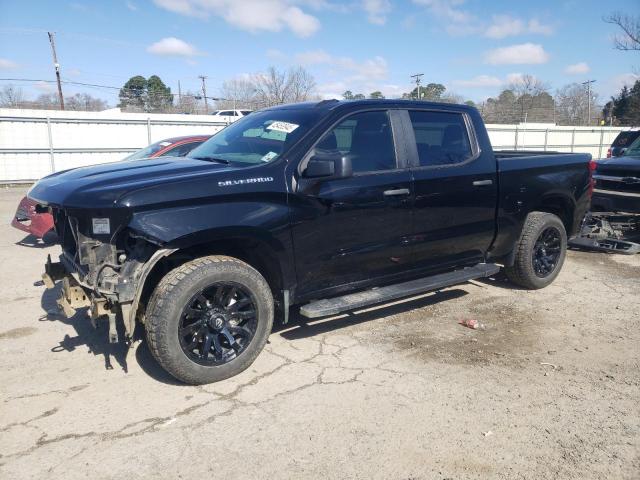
299,263,500,319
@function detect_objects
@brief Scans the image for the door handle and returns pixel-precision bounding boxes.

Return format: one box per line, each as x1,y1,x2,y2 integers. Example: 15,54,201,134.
383,188,410,196
472,180,493,186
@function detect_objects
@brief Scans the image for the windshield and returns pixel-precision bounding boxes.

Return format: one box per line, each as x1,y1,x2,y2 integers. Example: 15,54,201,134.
187,109,321,166
122,140,172,161
624,136,640,158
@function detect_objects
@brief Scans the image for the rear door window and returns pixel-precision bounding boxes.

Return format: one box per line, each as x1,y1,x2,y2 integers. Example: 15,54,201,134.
408,111,474,167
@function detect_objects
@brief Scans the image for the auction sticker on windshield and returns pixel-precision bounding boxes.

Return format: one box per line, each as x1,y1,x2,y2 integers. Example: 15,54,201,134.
267,121,299,134
261,151,278,162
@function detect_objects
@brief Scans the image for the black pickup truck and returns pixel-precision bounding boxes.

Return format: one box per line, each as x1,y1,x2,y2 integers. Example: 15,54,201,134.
29,100,593,384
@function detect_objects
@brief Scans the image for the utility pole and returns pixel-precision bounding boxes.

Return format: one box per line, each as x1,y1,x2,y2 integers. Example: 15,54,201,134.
582,79,596,126
177,80,182,106
198,75,208,113
47,32,64,110
411,73,424,100
411,74,424,98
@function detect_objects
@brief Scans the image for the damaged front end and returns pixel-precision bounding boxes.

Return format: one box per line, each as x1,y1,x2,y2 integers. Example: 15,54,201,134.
42,206,174,344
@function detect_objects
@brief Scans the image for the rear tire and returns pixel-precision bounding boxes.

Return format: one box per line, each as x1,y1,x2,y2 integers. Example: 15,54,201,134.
145,255,273,385
504,212,567,290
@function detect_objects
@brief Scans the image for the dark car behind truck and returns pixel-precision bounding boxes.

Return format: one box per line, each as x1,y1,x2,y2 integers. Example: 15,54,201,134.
592,138,640,214
29,100,593,384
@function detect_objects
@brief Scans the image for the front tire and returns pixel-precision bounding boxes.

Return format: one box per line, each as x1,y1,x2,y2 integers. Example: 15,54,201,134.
145,255,274,384
504,212,567,290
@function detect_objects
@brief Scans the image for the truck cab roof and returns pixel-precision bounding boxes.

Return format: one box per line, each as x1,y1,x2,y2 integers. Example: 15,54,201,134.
262,99,477,114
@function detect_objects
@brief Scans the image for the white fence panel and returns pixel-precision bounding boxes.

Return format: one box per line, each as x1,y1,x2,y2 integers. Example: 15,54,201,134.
0,108,227,182
0,108,634,183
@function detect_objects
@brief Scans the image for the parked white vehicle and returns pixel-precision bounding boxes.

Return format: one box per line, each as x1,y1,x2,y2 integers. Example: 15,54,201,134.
210,109,252,123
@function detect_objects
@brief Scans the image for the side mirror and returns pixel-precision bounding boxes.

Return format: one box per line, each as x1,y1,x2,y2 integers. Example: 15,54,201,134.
304,150,352,179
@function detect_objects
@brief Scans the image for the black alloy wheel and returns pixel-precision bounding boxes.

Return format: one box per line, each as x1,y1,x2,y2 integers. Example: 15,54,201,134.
532,226,562,277
178,282,258,366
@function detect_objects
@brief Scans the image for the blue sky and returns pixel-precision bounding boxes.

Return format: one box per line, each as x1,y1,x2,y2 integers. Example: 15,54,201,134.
0,0,638,105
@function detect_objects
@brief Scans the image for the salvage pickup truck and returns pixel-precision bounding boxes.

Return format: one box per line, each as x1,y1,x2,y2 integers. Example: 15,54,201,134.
29,100,593,384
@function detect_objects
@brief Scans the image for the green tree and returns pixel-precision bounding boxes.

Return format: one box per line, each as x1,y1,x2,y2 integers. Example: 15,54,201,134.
402,83,446,100
118,75,173,112
146,75,173,112
352,93,366,100
611,80,640,125
369,91,385,99
119,75,147,111
342,90,354,100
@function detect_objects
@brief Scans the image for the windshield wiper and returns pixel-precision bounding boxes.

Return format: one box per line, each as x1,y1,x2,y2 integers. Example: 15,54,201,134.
190,156,231,164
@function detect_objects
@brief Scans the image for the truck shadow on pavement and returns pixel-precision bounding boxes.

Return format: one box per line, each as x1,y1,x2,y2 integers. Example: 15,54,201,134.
41,285,133,375
40,284,468,386
16,233,55,249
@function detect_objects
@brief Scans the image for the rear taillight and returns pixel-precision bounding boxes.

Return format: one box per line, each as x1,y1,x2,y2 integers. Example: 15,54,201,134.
587,159,597,197
606,148,612,158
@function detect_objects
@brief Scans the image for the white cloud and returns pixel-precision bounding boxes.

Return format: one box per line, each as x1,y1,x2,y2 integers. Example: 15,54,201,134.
413,0,471,23
453,75,503,88
294,49,388,81
0,58,18,69
412,0,477,35
505,72,526,84
564,62,590,75
484,15,553,39
35,81,54,93
317,81,347,99
484,43,549,65
266,48,287,61
485,15,524,39
362,0,391,25
611,73,639,91
147,37,202,57
528,19,553,35
125,1,137,11
294,49,333,65
153,0,321,37
317,82,403,100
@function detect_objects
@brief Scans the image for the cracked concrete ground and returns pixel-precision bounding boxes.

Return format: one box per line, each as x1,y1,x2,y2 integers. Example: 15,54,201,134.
0,186,639,480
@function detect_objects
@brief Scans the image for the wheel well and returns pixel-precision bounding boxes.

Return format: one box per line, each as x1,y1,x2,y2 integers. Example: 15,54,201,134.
532,196,574,235
137,237,284,320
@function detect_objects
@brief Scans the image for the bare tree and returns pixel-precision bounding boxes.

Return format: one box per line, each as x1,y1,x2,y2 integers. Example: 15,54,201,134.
217,78,257,110
66,93,108,111
440,92,464,104
507,74,551,122
174,90,201,114
0,84,25,108
604,12,640,51
33,93,61,110
252,66,317,108
555,83,600,125
287,66,316,103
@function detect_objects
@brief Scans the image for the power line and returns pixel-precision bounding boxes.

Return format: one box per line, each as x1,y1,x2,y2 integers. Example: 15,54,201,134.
47,32,64,110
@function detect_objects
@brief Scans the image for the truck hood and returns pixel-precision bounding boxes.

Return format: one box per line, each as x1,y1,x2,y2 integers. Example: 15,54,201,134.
28,157,231,209
596,155,640,176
